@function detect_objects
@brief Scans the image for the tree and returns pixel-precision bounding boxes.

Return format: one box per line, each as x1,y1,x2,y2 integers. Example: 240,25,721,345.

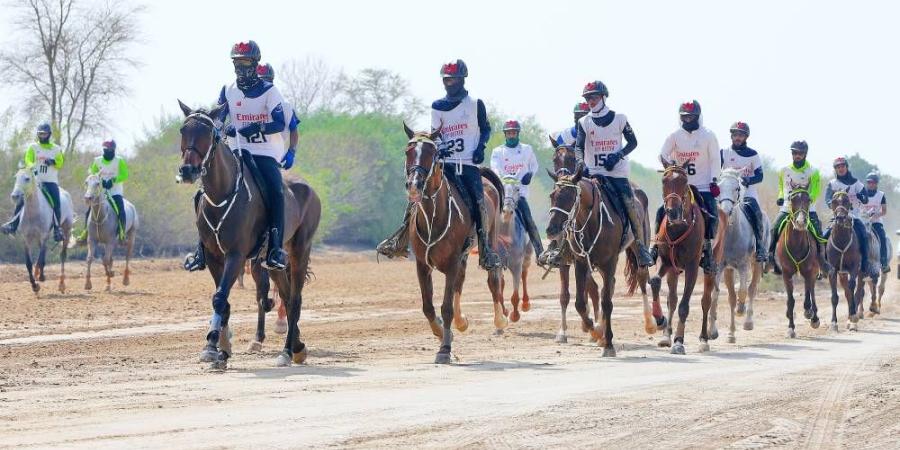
0,0,143,154
278,56,343,116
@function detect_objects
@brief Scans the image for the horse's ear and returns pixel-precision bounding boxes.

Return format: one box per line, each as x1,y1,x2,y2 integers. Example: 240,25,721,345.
546,168,558,183
208,103,226,120
572,162,585,183
660,156,671,169
429,128,442,142
177,99,192,117
548,135,559,149
403,121,415,139
680,159,691,170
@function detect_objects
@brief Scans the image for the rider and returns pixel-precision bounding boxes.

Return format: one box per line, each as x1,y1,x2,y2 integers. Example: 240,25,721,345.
766,141,828,274
823,156,871,275
1,123,64,241
89,140,129,242
183,41,289,272
860,172,890,273
656,100,721,273
257,62,300,167
553,102,590,146
574,80,654,267
490,119,544,258
720,121,767,261
375,59,501,270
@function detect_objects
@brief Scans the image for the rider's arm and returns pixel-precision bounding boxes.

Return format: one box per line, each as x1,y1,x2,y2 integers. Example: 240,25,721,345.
430,108,443,146
574,121,586,163
489,147,502,174
54,148,64,169
745,167,763,185
261,88,286,134
777,169,786,202
527,145,539,175
115,159,129,184
824,182,834,204
708,133,721,182
216,86,230,122
621,121,637,156
659,132,676,166
879,195,887,218
476,99,490,152
856,182,869,204
288,110,300,149
809,169,822,202
24,145,36,168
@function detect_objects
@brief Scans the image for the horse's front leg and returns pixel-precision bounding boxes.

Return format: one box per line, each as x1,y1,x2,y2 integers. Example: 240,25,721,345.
202,252,243,370
599,267,616,357
556,264,571,344
588,275,601,331
58,231,68,293
248,261,272,352
723,268,737,343
454,256,470,332
416,261,441,340
805,270,820,329
103,244,114,292
36,243,46,282
828,271,840,332
122,230,135,286
649,263,673,346
508,262,522,323
435,262,459,364
698,271,715,353
23,242,39,294
573,260,597,340
84,241,94,290
488,262,507,335
672,265,698,355
784,272,797,338
747,262,761,330
520,257,531,312
846,274,860,331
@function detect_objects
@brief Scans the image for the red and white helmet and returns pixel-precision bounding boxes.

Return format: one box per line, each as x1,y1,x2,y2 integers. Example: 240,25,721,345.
502,119,521,132
832,156,849,168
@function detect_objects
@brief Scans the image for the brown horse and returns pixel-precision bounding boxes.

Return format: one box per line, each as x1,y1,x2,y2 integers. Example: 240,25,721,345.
403,123,506,364
775,185,821,338
177,101,321,369
825,191,862,332
649,162,716,354
545,163,632,357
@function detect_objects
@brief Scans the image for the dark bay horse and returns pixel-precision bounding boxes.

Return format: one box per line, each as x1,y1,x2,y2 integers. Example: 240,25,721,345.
545,163,632,357
177,101,321,369
825,191,862,332
403,124,506,364
775,185,821,338
650,163,716,354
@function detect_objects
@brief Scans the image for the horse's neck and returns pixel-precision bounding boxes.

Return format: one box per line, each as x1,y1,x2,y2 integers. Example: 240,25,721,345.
202,143,239,199
415,174,452,227
22,184,47,222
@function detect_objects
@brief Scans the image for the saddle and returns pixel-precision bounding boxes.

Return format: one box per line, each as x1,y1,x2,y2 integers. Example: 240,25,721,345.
235,149,272,260
589,175,630,250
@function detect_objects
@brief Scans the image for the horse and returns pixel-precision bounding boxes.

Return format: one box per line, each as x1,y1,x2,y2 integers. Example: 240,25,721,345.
83,174,138,292
545,163,632,357
497,176,532,324
177,101,321,369
824,191,864,332
712,167,768,343
402,123,506,364
649,162,716,354
775,185,821,338
859,211,886,317
8,168,73,294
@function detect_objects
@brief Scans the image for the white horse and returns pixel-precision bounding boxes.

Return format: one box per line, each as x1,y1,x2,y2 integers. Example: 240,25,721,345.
712,167,768,343
9,168,74,294
497,176,533,329
83,174,138,291
859,211,887,317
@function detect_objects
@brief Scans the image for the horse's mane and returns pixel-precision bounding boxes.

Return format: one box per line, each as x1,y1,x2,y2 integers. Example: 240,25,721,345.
719,167,743,180
479,167,505,200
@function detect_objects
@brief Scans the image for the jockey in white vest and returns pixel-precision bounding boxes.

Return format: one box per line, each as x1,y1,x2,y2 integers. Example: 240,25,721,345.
823,156,873,276
553,102,590,147
257,63,300,164
720,121,767,261
490,119,543,258
860,172,890,272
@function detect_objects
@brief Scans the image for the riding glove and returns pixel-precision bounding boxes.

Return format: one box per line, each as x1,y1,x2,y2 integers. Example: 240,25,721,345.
521,172,533,185
237,122,262,139
281,148,296,170
102,179,113,190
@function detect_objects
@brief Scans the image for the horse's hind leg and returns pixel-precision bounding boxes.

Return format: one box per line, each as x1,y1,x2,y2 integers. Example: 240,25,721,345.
36,243,46,282
724,268,737,343
84,242,94,290
520,253,531,312
573,261,599,341
784,272,797,338
122,232,135,286
24,243,39,294
279,243,312,366
248,261,272,352
805,272,820,329
103,244,114,292
488,263,507,334
508,262,522,323
556,265,571,344
599,267,616,357
588,275,600,335
454,257,470,332
436,262,460,364
58,233,67,293
747,262,761,330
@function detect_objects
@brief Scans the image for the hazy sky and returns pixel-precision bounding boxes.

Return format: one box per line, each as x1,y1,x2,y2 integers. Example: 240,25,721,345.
1,0,898,177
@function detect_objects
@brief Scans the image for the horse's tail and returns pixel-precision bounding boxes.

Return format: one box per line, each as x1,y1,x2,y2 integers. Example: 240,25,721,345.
624,247,639,296
479,167,505,200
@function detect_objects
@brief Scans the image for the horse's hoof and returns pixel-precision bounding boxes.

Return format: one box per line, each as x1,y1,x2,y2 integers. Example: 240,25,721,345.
247,341,263,352
671,343,686,355
810,318,820,329
455,315,469,332
743,321,754,331
429,319,444,340
521,299,531,312
122,277,130,287
292,348,308,364
581,322,591,333
736,303,746,316
848,322,858,332
274,318,288,334
508,310,521,323
32,284,40,294
829,322,839,333
38,274,46,282
494,315,508,331
493,328,504,336
84,281,92,290
209,359,227,371
804,309,813,320
199,347,218,363
698,341,710,353
434,352,452,364
105,286,111,293
554,333,568,344
726,335,736,344
709,329,719,341
601,346,617,358
658,336,672,347
787,329,796,339
589,326,603,342
274,350,292,367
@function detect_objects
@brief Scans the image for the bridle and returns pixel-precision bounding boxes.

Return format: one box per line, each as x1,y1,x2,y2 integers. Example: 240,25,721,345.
781,189,814,271
548,177,610,273
662,166,694,224
553,145,577,176
828,191,856,273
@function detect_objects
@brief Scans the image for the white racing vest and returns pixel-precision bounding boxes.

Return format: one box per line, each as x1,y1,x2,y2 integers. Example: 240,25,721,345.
431,96,481,166
721,148,763,199
828,178,866,218
579,114,630,178
859,190,885,224
490,143,539,197
92,156,126,196
660,127,721,192
28,142,64,183
224,83,286,160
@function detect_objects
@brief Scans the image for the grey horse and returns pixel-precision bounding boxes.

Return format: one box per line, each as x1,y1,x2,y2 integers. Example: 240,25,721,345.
712,167,768,343
496,176,533,329
9,168,73,294
83,173,138,292
859,211,887,318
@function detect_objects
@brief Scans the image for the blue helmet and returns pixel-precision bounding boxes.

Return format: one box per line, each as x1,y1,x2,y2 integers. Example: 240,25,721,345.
36,123,51,135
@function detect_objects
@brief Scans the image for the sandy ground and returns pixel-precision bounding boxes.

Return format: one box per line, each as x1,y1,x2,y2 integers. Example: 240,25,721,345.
1,249,899,449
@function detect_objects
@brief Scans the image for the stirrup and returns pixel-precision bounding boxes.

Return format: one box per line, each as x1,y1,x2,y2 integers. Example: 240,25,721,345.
478,245,502,270
376,235,409,259
53,227,64,242
183,245,206,272
636,243,655,267
0,222,16,235
264,249,288,271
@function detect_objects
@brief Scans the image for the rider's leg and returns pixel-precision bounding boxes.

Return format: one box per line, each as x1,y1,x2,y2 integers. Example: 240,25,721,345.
0,198,24,235
612,177,654,267
810,211,831,274
853,218,871,275
699,191,718,273
376,204,413,258
112,194,126,242
254,155,287,271
516,197,544,258
649,205,665,262
460,165,501,270
768,211,788,274
873,222,890,272
742,197,767,261
42,182,63,241
183,190,207,271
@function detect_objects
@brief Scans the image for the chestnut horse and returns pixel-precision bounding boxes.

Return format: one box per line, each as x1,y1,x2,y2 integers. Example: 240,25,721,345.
649,163,716,354
402,124,506,364
825,191,863,332
775,185,821,338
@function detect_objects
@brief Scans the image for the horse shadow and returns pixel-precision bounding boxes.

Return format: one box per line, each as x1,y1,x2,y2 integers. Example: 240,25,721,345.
856,329,900,336
513,331,558,340
455,360,560,372
239,364,365,379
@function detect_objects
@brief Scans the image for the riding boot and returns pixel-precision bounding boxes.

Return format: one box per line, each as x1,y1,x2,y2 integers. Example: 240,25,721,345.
650,206,664,263
622,194,654,267
701,239,716,273
810,213,831,276
516,198,544,262
854,219,871,276
113,195,127,243
376,204,413,259
874,224,890,273
264,227,288,271
475,197,502,270
0,199,24,235
745,200,767,262
183,242,207,272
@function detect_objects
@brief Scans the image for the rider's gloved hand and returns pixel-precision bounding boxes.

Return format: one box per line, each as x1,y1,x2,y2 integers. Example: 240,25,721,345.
472,144,486,165
45,158,56,167
237,122,262,139
603,151,622,171
521,172,533,185
740,177,751,187
710,182,721,198
776,198,785,207
856,191,868,204
437,142,452,159
224,124,236,137
102,179,114,190
281,148,296,170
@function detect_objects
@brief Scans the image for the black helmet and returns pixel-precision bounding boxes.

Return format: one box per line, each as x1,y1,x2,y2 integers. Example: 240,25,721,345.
729,121,750,136
257,63,274,82
440,59,468,78
679,100,701,116
230,41,261,62
866,172,880,183
790,140,808,153
582,80,609,98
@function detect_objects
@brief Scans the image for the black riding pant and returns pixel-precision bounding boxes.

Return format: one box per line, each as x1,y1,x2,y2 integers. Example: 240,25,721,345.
444,163,485,231
41,182,61,225
253,155,285,235
872,223,889,265
516,197,542,250
112,194,126,233
771,210,824,253
740,197,764,239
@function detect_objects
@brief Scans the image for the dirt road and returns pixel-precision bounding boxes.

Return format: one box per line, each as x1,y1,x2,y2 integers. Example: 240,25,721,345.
1,251,899,449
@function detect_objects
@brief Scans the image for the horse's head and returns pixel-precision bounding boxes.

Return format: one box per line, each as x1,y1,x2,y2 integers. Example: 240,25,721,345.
788,184,812,231
403,122,442,203
83,174,103,206
176,99,226,184
549,135,578,176
661,161,692,224
717,167,745,217
501,176,521,219
11,168,36,203
546,162,586,240
830,190,853,227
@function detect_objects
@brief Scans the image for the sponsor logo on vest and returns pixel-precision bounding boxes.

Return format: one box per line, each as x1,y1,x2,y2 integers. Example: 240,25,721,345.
590,139,618,152
236,113,269,122
676,151,700,159
441,123,469,138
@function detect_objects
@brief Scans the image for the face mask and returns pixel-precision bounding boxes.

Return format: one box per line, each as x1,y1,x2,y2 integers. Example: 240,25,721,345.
37,133,50,144
505,137,519,148
235,62,259,91
443,79,466,100
681,116,700,132
103,150,115,161
590,99,605,114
